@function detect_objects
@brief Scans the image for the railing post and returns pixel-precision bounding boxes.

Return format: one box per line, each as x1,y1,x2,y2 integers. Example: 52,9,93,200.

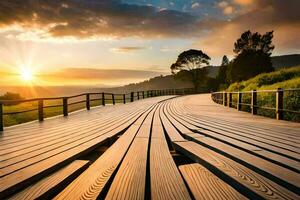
251,90,257,115
237,92,242,111
0,102,3,132
228,93,232,107
123,94,126,104
223,91,227,106
86,94,90,110
142,91,145,99
112,94,115,105
137,92,139,100
38,100,44,121
102,92,105,106
63,98,68,116
131,92,134,102
276,88,283,120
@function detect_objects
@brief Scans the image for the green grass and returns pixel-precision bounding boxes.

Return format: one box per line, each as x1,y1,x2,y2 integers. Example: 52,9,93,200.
227,65,300,91
226,65,300,122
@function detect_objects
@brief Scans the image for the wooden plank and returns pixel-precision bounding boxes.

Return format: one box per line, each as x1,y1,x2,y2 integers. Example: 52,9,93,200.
0,98,168,198
2,97,168,137
150,105,191,200
179,163,246,200
166,103,300,169
169,98,300,145
174,141,299,199
104,104,158,199
0,111,141,167
10,160,89,200
0,109,144,177
55,125,141,199
105,138,149,200
159,103,186,142
184,134,300,192
0,103,144,148
179,96,300,135
174,110,300,153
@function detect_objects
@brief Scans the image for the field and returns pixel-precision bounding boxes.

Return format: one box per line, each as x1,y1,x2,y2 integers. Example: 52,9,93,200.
226,66,300,121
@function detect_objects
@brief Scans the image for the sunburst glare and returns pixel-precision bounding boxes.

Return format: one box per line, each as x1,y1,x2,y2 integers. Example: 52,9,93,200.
20,67,34,82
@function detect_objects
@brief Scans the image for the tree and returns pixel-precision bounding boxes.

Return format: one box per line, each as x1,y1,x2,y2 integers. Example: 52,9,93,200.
233,30,274,55
226,51,273,82
0,92,24,105
217,55,230,86
221,55,229,66
170,49,210,91
227,30,275,83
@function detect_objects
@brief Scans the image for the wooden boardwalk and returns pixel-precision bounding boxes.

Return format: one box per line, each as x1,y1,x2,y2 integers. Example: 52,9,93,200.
0,94,299,199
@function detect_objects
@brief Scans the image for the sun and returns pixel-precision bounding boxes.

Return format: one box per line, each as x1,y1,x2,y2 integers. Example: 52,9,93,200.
20,68,34,82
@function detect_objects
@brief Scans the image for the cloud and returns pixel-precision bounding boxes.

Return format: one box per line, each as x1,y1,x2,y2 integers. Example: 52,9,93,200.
223,6,234,15
0,0,201,40
0,0,298,58
196,0,300,56
218,1,229,8
217,1,234,15
233,0,254,6
110,46,146,53
40,68,166,81
191,2,200,9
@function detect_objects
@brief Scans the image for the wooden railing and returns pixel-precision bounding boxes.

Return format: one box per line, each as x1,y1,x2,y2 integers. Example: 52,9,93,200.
211,88,300,121
0,88,196,131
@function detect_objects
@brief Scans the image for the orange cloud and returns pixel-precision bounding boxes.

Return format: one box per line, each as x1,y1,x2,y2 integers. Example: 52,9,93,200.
234,0,254,6
196,0,300,56
110,47,146,53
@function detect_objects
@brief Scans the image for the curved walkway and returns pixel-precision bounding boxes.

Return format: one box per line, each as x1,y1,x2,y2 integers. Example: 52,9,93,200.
1,94,299,199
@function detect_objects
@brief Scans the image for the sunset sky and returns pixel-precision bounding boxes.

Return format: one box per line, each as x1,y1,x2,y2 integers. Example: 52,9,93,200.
0,0,299,86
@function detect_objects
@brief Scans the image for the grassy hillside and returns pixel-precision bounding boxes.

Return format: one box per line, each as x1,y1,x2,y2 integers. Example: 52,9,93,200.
226,66,300,122
227,65,300,91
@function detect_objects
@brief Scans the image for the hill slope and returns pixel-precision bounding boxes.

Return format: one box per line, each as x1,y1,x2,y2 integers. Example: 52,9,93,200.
271,54,300,69
227,65,300,91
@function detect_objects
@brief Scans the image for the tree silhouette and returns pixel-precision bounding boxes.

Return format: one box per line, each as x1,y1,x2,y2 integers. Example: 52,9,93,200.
171,49,210,91
233,30,274,55
221,55,229,66
227,30,275,83
217,55,230,86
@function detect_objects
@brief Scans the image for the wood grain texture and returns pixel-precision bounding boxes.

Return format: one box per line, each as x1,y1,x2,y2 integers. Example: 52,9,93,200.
10,160,89,200
179,163,246,200
166,100,300,171
174,141,299,199
159,104,186,142
2,93,300,200
54,106,155,200
150,105,191,200
0,97,171,198
184,134,300,192
105,138,149,200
